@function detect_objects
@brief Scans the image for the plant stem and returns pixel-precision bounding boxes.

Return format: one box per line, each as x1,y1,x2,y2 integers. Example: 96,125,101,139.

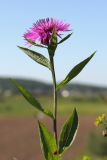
50,55,58,145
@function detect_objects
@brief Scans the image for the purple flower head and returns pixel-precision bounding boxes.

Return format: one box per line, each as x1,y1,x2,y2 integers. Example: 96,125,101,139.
24,18,70,46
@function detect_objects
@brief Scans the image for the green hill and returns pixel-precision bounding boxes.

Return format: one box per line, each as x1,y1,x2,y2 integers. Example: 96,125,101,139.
0,77,107,98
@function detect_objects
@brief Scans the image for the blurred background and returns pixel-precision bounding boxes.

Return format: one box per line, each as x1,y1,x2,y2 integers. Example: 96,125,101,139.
0,0,107,160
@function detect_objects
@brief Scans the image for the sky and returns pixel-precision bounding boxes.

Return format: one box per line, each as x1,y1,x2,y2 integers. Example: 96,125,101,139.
0,0,107,86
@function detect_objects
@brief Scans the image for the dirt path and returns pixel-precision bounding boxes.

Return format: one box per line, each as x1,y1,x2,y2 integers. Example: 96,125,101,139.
0,116,95,160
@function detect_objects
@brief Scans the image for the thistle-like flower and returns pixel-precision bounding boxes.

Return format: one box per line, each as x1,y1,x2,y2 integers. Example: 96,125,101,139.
24,18,70,45
15,18,96,160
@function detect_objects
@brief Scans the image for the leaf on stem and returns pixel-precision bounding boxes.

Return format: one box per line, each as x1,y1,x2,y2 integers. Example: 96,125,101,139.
38,121,60,160
12,80,53,118
18,46,51,70
48,26,57,57
25,38,47,48
58,33,73,44
56,51,96,90
59,108,78,154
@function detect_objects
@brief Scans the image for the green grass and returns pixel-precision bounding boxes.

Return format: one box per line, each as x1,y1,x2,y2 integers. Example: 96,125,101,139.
73,156,107,160
0,95,107,117
0,96,37,117
58,98,107,116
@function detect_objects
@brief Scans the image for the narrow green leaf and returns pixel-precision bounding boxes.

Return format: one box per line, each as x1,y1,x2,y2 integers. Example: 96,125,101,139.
56,51,96,90
59,108,78,154
18,46,50,70
58,33,73,44
38,121,60,160
48,26,57,57
12,80,53,118
25,38,47,48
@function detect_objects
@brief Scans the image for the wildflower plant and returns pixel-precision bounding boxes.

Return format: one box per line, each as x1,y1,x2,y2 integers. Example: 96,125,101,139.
13,18,96,160
95,114,107,137
82,155,91,160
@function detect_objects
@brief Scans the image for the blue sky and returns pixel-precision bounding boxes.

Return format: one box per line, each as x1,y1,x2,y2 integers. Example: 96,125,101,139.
0,0,107,86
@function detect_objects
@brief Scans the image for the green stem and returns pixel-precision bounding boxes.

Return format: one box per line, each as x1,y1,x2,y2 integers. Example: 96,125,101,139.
50,55,58,145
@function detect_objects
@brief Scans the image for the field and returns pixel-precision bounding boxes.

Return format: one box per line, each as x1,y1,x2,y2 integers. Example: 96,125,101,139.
0,95,107,160
0,95,107,117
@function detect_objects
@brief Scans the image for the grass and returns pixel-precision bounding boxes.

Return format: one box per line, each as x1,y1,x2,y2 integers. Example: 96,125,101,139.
0,95,107,117
0,96,37,117
73,156,107,160
58,98,107,116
